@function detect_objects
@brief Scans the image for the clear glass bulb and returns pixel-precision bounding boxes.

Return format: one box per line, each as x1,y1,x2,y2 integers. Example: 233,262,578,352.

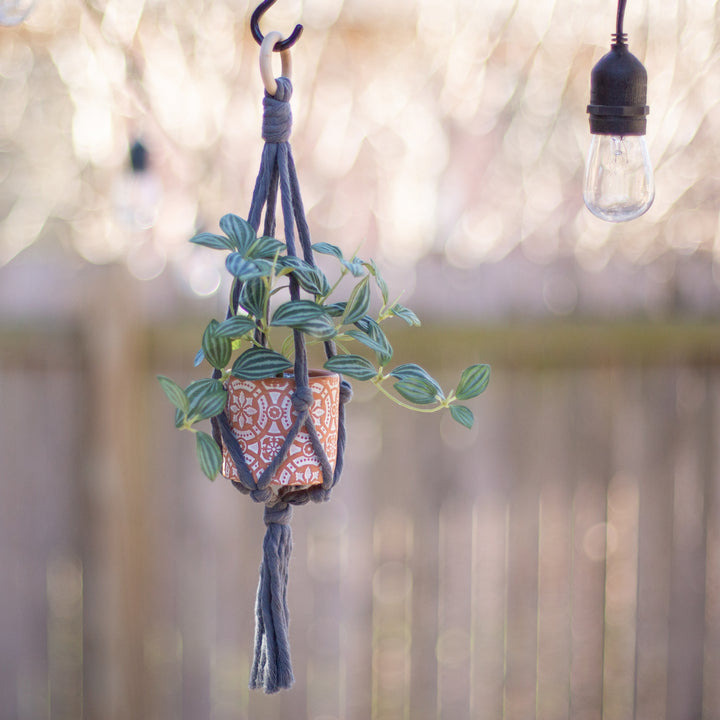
583,134,654,222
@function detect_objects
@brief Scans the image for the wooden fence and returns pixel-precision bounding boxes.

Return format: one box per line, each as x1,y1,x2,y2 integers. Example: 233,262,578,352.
1,284,719,720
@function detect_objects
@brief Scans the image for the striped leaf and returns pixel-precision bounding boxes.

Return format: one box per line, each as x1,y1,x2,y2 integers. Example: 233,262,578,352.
157,375,189,413
225,253,261,280
455,364,491,400
390,303,421,326
249,235,286,260
297,315,337,340
346,327,392,365
220,214,255,253
312,242,343,260
196,431,222,481
450,404,475,429
271,300,327,326
341,258,366,277
364,259,389,305
353,317,393,364
390,364,444,404
215,315,256,339
392,376,442,405
342,276,371,325
323,354,378,381
278,256,330,296
231,348,293,380
239,278,268,319
271,301,336,340
389,364,443,396
202,320,232,370
325,302,346,317
189,232,237,251
186,378,227,421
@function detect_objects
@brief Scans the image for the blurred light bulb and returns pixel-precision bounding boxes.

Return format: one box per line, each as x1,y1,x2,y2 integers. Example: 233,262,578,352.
114,139,161,232
583,134,654,222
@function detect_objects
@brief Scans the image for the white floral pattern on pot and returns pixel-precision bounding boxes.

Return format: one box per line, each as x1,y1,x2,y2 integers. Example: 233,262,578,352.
222,372,340,486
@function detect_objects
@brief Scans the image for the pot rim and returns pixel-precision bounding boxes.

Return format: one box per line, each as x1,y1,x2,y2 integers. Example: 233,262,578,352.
226,369,339,387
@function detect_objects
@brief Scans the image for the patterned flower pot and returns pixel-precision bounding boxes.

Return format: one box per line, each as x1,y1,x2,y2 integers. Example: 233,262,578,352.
221,370,340,489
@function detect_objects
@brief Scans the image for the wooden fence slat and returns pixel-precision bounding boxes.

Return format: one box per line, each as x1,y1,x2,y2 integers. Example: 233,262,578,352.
634,368,675,720
666,368,712,720
4,317,720,719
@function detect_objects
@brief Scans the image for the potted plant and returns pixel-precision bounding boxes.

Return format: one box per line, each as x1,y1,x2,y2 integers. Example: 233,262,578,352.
155,46,490,693
158,212,491,488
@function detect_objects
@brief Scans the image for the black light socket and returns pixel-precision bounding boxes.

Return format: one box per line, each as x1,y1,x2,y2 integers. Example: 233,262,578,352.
587,40,648,136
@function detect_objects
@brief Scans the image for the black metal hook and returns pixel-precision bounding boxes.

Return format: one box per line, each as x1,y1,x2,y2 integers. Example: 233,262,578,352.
251,0,303,52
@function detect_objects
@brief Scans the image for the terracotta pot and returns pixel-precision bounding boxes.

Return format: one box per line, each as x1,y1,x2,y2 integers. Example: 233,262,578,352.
221,370,340,488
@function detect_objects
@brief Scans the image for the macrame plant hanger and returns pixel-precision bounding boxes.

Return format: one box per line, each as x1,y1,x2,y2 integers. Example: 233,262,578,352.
210,8,352,694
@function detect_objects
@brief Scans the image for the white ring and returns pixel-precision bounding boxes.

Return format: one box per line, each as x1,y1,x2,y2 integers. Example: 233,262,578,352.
260,31,292,96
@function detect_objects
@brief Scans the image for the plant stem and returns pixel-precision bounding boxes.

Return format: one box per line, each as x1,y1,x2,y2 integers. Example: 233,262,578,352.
371,376,447,414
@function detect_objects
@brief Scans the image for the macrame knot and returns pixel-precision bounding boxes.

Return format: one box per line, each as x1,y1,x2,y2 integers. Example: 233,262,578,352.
291,386,313,414
251,488,273,504
309,486,331,503
264,502,293,526
262,77,293,144
339,379,353,404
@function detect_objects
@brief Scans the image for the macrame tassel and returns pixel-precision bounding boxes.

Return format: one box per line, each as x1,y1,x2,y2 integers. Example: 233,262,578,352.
249,503,295,693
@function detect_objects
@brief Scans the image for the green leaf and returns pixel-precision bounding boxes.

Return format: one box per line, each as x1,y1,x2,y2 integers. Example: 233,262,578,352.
277,256,331,296
249,235,286,259
231,348,293,379
277,255,309,272
342,258,366,277
226,253,268,280
455,364,491,401
220,214,255,253
296,266,331,296
157,375,189,413
353,317,393,364
189,232,237,251
346,328,392,365
270,301,336,339
186,379,227,421
389,363,441,388
202,320,232,370
342,276,371,325
323,354,378,381
196,431,222,480
365,259,389,305
186,377,225,400
297,315,337,340
393,376,443,405
325,302,346,317
312,242,344,260
390,303,421,326
189,391,228,421
239,278,268,319
389,364,445,404
194,348,205,367
450,404,475,429
215,315,256,339
271,300,326,325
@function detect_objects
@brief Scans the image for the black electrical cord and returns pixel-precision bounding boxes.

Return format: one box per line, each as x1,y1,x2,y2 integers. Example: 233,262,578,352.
615,0,628,44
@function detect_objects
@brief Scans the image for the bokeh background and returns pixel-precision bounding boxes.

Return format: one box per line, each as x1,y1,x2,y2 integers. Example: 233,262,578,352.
1,0,720,718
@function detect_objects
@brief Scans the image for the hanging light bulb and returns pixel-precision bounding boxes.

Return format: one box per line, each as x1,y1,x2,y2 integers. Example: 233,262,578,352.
584,0,654,222
114,138,161,232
